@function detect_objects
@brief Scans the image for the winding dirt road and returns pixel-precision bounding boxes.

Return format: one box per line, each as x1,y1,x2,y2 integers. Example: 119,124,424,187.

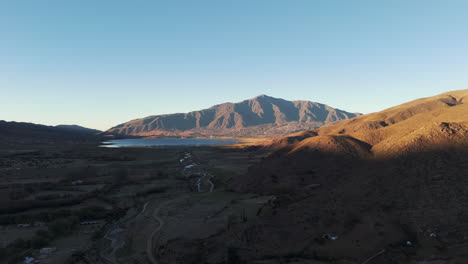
146,200,172,264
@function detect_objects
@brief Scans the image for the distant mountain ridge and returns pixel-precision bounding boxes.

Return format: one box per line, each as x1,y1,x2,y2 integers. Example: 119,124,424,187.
106,95,360,137
0,121,100,148
55,124,101,134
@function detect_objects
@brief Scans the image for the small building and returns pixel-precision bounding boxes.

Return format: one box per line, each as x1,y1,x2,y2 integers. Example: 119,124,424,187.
24,257,36,264
80,221,98,225
185,164,196,169
72,180,83,185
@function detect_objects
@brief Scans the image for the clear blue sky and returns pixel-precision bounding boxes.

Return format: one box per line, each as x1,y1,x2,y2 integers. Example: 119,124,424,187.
1,0,467,130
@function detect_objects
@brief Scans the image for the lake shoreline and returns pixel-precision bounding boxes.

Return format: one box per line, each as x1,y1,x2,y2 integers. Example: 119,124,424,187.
100,138,242,148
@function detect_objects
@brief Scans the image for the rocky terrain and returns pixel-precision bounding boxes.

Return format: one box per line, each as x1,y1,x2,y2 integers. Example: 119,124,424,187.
105,95,360,138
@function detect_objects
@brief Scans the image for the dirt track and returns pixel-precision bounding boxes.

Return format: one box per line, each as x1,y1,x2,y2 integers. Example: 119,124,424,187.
146,200,170,264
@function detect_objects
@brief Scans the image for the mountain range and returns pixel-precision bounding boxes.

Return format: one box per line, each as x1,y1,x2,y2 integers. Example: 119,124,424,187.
105,95,360,137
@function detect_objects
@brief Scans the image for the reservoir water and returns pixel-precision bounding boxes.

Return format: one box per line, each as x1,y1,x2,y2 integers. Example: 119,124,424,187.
100,138,238,148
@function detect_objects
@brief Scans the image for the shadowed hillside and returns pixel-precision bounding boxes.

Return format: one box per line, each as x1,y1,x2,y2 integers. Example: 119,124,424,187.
105,95,360,138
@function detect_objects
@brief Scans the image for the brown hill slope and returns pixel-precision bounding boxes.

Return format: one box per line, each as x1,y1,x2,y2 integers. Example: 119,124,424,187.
290,135,372,158
192,90,468,263
318,89,468,147
105,95,360,137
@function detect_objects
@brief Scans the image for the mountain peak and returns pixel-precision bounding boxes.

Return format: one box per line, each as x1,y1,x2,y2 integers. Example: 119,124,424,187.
253,94,274,99
105,95,359,137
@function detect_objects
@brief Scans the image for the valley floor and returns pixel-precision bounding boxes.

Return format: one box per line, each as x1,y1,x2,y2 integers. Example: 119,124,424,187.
1,142,468,264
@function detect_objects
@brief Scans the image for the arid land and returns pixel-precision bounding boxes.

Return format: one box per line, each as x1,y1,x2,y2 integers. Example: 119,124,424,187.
1,90,468,264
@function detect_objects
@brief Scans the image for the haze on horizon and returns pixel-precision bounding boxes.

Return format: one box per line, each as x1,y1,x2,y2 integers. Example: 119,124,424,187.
1,0,468,130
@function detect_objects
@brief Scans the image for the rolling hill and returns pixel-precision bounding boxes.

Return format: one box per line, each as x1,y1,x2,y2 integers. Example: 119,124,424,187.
105,95,360,137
